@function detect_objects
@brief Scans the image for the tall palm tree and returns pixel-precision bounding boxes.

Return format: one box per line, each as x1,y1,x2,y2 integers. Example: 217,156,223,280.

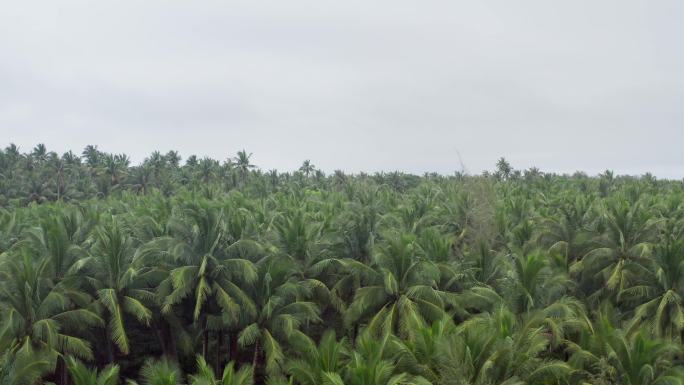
392,317,455,383
504,252,572,313
24,214,86,281
624,239,684,340
159,202,257,360
233,151,255,184
438,305,571,385
273,209,325,269
237,256,320,379
0,250,103,384
81,146,101,169
345,232,456,340
579,198,660,302
605,331,684,385
77,221,155,359
0,338,56,385
568,310,684,385
538,194,594,263
299,161,315,178
324,329,431,385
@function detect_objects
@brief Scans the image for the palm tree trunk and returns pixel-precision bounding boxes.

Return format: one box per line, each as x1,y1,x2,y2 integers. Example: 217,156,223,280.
105,328,115,363
169,327,178,361
56,174,61,201
229,331,238,362
59,355,69,385
202,328,209,359
215,331,223,377
155,324,167,356
252,339,261,382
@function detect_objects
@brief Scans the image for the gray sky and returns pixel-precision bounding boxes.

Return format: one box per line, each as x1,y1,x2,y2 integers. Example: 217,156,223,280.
1,1,683,178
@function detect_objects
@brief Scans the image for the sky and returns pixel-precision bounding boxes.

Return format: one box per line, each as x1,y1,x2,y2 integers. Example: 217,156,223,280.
1,1,683,178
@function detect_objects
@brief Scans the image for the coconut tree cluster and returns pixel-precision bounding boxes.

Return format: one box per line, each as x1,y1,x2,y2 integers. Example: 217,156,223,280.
1,144,684,385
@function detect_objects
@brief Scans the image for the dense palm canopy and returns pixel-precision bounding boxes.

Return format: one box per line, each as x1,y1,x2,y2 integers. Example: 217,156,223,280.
0,144,684,385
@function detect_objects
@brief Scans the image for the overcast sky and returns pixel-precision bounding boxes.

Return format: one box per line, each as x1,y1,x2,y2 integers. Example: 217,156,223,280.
1,1,683,177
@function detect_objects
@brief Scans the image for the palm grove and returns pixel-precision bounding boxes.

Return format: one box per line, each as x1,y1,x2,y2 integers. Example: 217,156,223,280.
0,144,683,385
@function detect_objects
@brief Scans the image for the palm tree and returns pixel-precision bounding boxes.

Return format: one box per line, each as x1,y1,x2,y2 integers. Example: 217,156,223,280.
568,310,684,385
159,202,257,361
333,185,385,263
130,358,181,385
392,317,455,383
538,194,594,263
495,157,512,181
237,256,321,379
24,213,87,281
188,356,253,385
624,239,684,340
438,305,571,385
465,241,504,287
0,250,103,384
287,330,348,385
605,331,684,385
344,232,455,340
77,221,155,359
325,329,431,385
233,151,255,184
196,158,219,185
504,252,572,313
47,154,68,201
273,209,325,268
81,146,101,169
66,356,119,385
299,160,315,178
101,154,129,188
31,144,48,164
0,209,24,254
0,339,56,385
130,165,154,195
579,198,660,302
165,151,181,169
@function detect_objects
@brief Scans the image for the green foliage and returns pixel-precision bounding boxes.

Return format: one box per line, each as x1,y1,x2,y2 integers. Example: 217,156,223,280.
0,145,683,385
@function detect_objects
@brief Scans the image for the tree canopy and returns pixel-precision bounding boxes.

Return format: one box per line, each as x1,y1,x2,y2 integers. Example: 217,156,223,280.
0,145,683,385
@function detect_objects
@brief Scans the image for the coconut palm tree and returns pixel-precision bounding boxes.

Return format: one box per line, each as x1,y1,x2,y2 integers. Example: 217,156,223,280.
23,214,86,281
237,256,321,379
0,249,103,384
299,161,315,178
438,305,571,385
81,146,101,169
287,330,348,385
233,151,255,184
188,356,253,385
159,202,258,361
392,317,455,383
579,198,661,303
503,252,573,313
76,221,155,359
130,358,181,385
623,239,684,340
324,329,431,385
66,356,119,385
568,309,684,385
0,339,56,385
345,232,456,340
